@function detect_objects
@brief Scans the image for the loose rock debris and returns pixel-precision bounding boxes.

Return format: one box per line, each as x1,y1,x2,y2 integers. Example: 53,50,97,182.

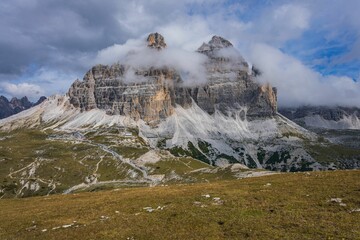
51,221,80,231
350,209,360,213
100,215,110,221
329,198,347,207
212,197,224,205
143,206,165,213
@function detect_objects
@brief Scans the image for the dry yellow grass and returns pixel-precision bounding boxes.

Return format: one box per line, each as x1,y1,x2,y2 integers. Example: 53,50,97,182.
0,170,359,239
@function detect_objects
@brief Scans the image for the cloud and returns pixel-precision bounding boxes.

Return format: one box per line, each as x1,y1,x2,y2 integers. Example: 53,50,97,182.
95,39,208,86
0,67,78,101
0,82,44,100
0,0,358,107
250,43,360,107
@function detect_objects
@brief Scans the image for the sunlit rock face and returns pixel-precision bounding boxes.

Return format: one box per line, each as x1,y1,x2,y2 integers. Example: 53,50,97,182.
147,32,167,50
189,35,277,117
68,64,178,124
68,33,277,124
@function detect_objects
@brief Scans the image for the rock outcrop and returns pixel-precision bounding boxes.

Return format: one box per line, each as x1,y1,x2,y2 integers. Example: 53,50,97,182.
68,33,277,124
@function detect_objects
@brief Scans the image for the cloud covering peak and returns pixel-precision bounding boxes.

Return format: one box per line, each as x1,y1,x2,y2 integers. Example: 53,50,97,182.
0,0,359,106
251,44,360,107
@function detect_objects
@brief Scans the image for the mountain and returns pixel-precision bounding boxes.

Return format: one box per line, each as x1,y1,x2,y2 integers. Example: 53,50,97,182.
279,106,360,130
0,95,46,119
68,34,276,124
279,106,360,149
0,33,359,198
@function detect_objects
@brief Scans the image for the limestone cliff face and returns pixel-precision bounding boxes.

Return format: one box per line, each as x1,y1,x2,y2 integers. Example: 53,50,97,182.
68,33,277,124
181,36,277,117
68,65,178,123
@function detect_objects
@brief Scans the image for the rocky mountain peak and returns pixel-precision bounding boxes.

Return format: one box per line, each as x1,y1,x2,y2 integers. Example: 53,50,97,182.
197,35,233,53
147,32,167,50
10,96,32,109
209,35,233,48
69,34,277,124
0,95,46,119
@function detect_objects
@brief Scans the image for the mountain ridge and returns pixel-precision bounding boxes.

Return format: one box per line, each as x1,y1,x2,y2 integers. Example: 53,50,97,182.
0,95,46,119
279,106,360,130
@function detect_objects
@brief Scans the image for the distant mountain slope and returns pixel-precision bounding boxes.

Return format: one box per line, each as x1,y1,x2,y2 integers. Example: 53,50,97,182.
0,95,46,119
279,106,360,130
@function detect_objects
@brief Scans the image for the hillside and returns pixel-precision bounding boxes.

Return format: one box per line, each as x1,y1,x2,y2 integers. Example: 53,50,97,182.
0,170,359,239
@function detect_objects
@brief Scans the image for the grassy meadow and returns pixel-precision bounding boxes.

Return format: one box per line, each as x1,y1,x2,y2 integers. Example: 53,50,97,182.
0,170,359,239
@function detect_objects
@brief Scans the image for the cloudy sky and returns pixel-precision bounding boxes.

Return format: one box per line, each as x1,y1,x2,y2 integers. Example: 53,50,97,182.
0,0,359,107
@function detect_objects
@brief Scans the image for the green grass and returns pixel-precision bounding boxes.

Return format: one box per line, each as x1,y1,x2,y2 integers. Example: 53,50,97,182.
0,129,147,198
110,146,149,159
146,157,210,176
306,143,360,164
0,129,248,198
0,170,358,239
169,142,211,164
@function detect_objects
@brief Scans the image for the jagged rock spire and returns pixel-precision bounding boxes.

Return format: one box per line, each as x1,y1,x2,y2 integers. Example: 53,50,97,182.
147,32,167,50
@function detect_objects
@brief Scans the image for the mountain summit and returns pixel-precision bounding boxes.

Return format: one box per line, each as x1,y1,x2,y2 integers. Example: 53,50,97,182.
68,33,277,124
146,32,167,50
197,35,233,53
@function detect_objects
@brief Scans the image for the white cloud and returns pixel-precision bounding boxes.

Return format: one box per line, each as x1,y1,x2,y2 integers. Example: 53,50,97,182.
95,40,208,86
94,38,146,65
273,4,310,30
0,82,44,100
250,4,311,45
155,16,213,51
0,68,79,100
1,0,358,108
250,43,360,107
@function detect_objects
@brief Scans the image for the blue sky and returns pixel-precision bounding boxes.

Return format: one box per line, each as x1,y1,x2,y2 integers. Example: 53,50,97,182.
0,0,359,106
